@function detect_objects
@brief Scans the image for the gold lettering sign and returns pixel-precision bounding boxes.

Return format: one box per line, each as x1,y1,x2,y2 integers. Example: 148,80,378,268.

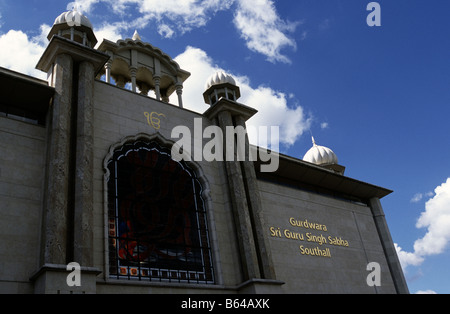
145,112,166,130
269,217,350,258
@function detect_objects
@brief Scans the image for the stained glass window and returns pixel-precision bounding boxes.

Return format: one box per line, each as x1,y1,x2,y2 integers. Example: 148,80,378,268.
107,140,214,284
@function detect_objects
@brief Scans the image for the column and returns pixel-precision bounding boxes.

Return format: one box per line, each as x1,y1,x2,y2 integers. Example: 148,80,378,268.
130,66,137,93
32,36,109,293
82,32,87,46
73,61,95,268
105,60,112,83
234,115,276,280
217,110,261,281
154,76,161,101
369,197,410,294
42,53,73,265
176,85,184,108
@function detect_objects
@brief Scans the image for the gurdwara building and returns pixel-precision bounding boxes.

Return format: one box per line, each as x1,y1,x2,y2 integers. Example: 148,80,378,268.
0,9,408,294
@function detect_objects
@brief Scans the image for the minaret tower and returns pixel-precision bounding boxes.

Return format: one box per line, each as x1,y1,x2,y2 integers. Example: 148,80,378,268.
202,71,281,292
33,8,109,294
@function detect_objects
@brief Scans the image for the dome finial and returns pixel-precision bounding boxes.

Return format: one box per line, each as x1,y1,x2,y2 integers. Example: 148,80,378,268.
132,30,141,41
312,136,317,146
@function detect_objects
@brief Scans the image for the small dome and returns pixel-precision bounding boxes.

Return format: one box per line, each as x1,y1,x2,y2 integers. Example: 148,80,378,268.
205,71,236,91
47,8,97,47
53,8,93,29
303,137,338,166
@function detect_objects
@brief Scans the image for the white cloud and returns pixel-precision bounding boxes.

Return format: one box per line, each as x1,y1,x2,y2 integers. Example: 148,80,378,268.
102,0,234,35
139,0,233,25
0,19,123,75
64,0,299,62
416,290,437,294
174,46,311,148
411,193,424,203
239,82,311,146
158,24,175,39
320,122,329,130
0,3,306,144
94,22,127,46
396,178,450,270
233,0,298,63
0,27,48,79
67,0,101,13
65,0,233,31
411,191,434,203
414,179,450,256
394,243,424,269
174,46,220,114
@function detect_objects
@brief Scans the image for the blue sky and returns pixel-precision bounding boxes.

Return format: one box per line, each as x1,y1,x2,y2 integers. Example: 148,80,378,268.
1,0,450,294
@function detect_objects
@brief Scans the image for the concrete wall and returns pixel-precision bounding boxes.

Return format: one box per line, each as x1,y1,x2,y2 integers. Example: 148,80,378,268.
90,81,400,293
0,117,47,293
0,77,401,294
258,179,397,293
92,81,244,293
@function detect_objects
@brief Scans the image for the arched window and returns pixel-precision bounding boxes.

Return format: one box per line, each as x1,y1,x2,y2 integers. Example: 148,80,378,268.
106,140,214,284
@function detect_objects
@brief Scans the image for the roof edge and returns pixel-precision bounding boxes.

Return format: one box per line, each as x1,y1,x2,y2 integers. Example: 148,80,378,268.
252,146,393,201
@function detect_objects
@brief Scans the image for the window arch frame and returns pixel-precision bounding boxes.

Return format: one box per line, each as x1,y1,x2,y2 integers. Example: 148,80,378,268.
103,133,216,285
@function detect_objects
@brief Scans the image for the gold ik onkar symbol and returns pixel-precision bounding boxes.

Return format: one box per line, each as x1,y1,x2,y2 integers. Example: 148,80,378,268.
144,112,166,130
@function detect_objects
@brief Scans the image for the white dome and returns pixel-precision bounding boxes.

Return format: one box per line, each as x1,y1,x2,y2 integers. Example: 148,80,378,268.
53,8,93,29
48,8,97,47
303,137,338,166
205,71,236,91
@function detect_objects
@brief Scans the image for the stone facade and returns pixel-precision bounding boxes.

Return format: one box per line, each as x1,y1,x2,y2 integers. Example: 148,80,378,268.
0,116,47,293
0,9,408,294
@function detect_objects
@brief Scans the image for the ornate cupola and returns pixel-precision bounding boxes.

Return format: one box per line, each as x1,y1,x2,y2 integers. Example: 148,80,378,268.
202,71,256,123
97,31,190,107
203,71,241,105
303,137,345,175
47,7,97,48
